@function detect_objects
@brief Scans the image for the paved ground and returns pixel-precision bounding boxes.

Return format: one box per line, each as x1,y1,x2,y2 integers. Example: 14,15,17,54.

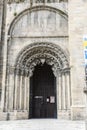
0,119,85,130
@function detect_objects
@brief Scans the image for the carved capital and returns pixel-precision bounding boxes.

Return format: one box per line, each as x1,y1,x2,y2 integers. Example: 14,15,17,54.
8,66,15,75
15,68,20,75
15,43,69,77
24,69,29,77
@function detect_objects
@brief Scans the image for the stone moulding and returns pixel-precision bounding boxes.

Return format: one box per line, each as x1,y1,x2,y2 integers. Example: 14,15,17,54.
15,42,70,77
8,5,68,37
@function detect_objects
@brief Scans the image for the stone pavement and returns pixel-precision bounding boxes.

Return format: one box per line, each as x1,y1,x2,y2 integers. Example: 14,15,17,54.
0,119,85,130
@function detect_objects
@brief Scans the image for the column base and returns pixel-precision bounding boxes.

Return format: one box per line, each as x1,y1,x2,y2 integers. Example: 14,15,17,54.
58,110,71,120
71,105,85,120
13,110,29,120
0,107,85,120
0,112,7,120
0,110,29,120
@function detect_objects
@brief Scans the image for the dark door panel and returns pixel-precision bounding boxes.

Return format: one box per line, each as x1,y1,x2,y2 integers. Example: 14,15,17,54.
29,63,57,118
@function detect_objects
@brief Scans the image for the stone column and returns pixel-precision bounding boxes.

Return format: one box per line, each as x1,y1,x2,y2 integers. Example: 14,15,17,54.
0,0,7,112
4,66,15,112
24,70,29,110
26,77,30,111
22,72,25,110
58,69,71,119
61,72,63,110
65,72,68,110
56,75,59,118
58,73,62,110
19,73,23,110
14,69,20,110
24,76,27,110
66,71,71,110
62,72,66,110
8,67,15,111
5,68,9,112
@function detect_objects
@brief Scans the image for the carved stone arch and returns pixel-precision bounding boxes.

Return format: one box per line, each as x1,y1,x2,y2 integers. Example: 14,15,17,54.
8,5,68,36
15,42,69,77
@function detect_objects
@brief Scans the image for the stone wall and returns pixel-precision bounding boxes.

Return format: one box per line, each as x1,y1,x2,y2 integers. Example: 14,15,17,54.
0,0,3,40
0,0,87,120
0,1,70,120
69,0,87,120
0,0,3,108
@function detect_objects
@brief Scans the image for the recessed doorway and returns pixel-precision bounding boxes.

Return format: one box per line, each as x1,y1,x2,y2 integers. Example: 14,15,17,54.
29,63,57,118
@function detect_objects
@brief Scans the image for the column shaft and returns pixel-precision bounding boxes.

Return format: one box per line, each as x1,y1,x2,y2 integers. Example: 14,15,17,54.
26,77,29,111
56,76,59,115
62,73,66,109
19,75,22,110
58,74,62,110
24,76,27,110
66,72,71,109
5,75,9,111
22,76,25,110
65,72,68,110
14,74,18,110
8,73,14,111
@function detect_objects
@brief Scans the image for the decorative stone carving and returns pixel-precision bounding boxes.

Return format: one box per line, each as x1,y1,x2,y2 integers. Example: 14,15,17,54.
24,69,29,77
8,0,25,4
15,68,20,76
15,42,69,77
35,0,44,3
7,66,15,75
8,6,68,38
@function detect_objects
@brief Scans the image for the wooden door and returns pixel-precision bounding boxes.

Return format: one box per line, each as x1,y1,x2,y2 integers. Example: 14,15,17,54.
29,63,57,118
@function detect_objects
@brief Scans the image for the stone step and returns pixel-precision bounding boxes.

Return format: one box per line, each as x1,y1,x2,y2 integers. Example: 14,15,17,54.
0,119,85,130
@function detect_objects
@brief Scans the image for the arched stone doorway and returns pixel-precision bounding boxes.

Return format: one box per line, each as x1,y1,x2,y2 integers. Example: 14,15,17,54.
2,42,71,120
10,42,71,119
29,63,57,118
0,4,70,120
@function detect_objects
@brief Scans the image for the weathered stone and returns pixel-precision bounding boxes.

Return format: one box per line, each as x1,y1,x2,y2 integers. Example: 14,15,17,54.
0,0,86,120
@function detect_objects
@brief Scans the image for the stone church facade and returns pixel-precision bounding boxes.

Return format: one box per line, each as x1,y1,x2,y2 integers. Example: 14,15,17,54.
0,0,87,120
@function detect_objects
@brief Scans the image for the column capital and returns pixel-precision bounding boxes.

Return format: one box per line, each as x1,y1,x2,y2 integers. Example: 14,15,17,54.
15,68,20,75
20,69,25,76
23,68,29,77
8,66,15,75
61,67,70,74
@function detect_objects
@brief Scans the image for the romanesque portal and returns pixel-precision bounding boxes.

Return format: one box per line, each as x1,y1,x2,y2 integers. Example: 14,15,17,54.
0,4,73,120
3,43,71,119
0,0,86,121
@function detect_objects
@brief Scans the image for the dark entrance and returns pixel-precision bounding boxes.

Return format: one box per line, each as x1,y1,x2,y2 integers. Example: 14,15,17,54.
29,63,57,118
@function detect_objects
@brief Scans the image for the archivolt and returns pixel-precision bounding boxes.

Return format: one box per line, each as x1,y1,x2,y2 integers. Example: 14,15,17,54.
15,42,69,77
